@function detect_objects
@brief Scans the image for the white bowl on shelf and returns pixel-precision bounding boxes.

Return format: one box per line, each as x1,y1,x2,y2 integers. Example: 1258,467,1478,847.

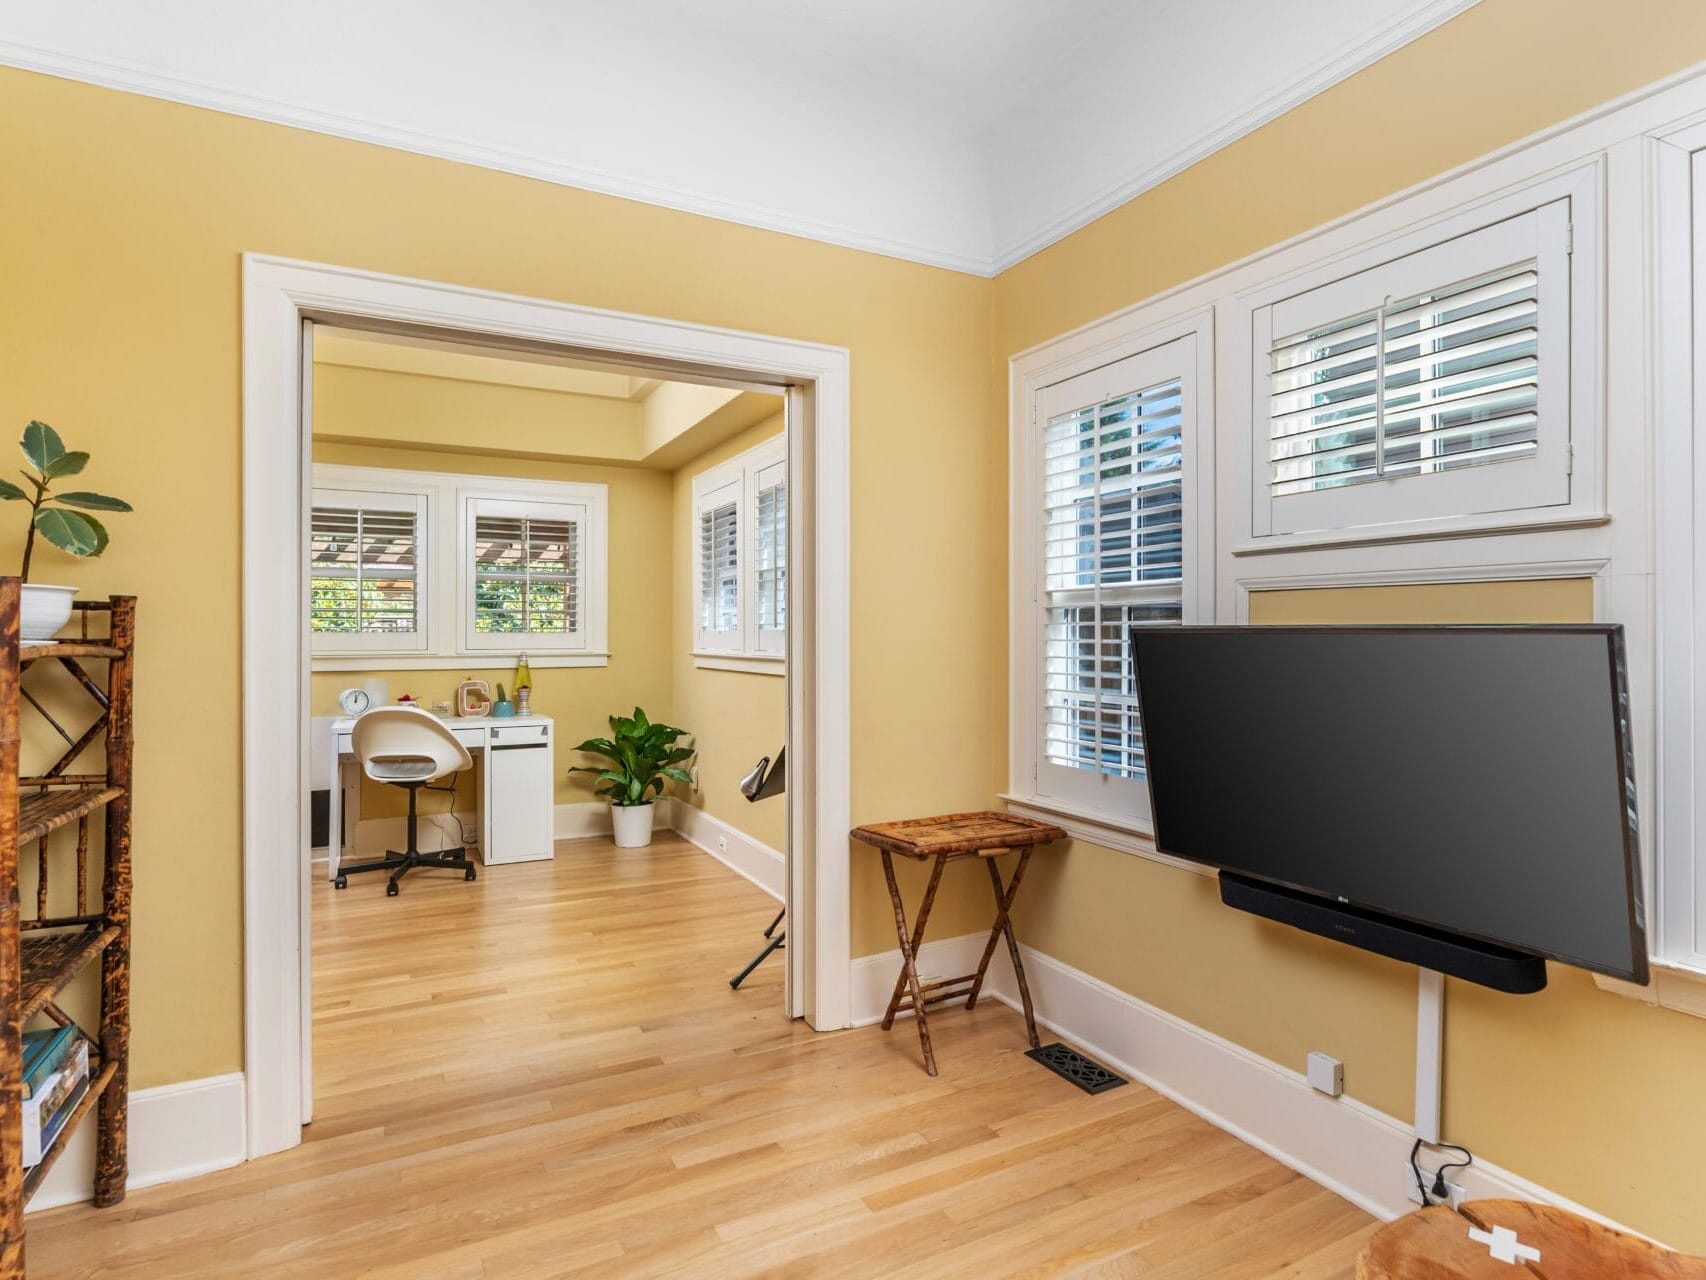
19,584,76,642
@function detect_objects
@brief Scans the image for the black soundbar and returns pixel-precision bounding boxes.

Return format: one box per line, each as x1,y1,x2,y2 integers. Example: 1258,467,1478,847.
1219,872,1548,994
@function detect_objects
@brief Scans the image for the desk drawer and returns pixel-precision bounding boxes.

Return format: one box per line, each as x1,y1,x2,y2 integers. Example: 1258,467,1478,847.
489,724,550,747
335,734,353,757
451,727,485,749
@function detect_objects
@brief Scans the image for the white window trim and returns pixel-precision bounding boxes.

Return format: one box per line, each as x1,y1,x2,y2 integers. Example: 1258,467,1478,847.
1003,65,1706,1017
458,491,598,655
310,463,609,670
308,482,432,657
691,434,786,673
1232,163,1603,553
1009,308,1214,841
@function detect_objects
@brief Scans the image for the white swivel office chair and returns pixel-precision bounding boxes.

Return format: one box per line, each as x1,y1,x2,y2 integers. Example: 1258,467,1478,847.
337,705,477,897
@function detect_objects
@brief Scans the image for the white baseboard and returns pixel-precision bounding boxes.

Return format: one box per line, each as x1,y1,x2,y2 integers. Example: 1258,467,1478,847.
670,804,785,900
554,798,680,839
28,1072,247,1212
852,934,1637,1236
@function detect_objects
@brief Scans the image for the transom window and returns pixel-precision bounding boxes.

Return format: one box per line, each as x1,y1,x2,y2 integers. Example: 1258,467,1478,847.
1247,189,1582,540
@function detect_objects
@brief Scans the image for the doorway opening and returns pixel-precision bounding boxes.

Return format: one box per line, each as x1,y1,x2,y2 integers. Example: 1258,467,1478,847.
242,256,851,1158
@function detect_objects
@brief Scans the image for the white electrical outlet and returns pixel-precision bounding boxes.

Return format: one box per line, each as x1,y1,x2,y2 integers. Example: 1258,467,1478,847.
717,835,727,853
1306,1052,1343,1097
1403,1161,1468,1208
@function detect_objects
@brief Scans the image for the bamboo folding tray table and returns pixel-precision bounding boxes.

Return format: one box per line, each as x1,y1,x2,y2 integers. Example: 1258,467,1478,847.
850,811,1064,1075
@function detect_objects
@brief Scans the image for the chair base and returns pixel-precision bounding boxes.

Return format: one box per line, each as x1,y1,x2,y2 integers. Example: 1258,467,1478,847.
334,847,476,896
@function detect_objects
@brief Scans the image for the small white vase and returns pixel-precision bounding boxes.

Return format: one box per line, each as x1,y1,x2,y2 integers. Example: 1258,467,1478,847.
611,802,656,849
19,584,76,642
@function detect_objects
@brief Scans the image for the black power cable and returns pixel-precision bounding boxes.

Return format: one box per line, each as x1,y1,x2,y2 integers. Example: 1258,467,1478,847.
1410,1136,1474,1213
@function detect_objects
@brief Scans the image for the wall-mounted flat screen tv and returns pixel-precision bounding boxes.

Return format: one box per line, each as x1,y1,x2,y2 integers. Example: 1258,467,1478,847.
1128,626,1648,986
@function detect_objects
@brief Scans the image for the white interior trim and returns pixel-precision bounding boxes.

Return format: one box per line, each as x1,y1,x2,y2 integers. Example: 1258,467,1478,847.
28,1073,247,1212
670,803,786,902
852,934,1650,1240
244,254,850,1162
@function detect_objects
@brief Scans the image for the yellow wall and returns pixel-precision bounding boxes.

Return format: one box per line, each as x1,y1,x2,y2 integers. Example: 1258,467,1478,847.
0,63,995,1086
670,416,788,854
987,0,1706,1249
6,0,1705,1240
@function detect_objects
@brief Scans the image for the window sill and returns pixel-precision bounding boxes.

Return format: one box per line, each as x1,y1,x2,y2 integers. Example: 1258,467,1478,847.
999,793,1211,877
692,652,785,676
312,652,610,672
1232,507,1609,557
1593,958,1706,1020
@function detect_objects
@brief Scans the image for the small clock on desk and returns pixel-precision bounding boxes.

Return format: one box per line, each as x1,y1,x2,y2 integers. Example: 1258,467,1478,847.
337,687,371,716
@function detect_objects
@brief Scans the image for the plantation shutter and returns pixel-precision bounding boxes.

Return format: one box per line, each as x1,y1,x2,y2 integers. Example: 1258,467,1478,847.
753,458,787,654
309,490,427,653
697,478,742,649
462,495,588,651
1034,335,1195,818
472,513,579,636
1255,200,1572,536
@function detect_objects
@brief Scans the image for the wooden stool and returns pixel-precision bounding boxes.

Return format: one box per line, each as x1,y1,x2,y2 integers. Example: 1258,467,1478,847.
850,811,1064,1076
1359,1200,1706,1278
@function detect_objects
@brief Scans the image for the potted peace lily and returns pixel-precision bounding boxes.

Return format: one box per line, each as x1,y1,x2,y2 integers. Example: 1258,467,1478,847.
570,707,694,849
1,423,132,641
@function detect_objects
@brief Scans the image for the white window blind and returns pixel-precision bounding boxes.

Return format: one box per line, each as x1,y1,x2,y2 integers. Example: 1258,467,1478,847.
1250,196,1575,538
309,488,429,654
1041,373,1184,783
699,500,740,636
1269,260,1540,497
472,512,579,637
754,462,787,653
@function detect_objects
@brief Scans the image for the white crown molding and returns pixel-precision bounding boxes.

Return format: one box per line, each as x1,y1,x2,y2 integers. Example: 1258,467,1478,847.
0,37,994,277
4,5,1480,279
986,0,1483,272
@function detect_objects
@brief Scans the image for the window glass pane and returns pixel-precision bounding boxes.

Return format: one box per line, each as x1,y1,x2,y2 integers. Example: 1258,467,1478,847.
756,480,787,632
473,514,578,635
699,501,739,634
1041,377,1184,780
1269,260,1540,496
309,505,418,634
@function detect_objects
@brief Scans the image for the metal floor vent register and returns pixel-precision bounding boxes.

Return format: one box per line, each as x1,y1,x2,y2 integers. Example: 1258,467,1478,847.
1026,1042,1127,1094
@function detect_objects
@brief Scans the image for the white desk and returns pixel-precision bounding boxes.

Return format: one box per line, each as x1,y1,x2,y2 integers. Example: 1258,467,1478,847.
325,713,556,879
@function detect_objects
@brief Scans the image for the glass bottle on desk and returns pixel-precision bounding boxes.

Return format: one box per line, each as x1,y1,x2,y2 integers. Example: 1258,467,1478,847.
515,651,532,716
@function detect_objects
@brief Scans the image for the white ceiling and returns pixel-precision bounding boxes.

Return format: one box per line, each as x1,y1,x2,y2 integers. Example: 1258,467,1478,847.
0,0,1478,275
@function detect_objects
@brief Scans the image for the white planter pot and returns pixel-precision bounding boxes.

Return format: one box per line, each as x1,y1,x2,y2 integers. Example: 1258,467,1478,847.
611,802,656,849
19,584,76,643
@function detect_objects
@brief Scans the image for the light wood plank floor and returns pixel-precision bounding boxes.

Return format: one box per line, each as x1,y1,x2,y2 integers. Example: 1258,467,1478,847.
27,834,1376,1277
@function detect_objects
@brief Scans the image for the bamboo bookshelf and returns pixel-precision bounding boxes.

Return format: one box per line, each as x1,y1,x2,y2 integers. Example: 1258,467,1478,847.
0,582,134,1276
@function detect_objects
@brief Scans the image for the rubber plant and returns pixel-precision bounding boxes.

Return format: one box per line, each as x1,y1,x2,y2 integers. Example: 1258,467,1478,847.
2,422,132,579
570,707,694,807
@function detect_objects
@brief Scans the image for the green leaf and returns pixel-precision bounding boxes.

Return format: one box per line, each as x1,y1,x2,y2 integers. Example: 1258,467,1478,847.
43,451,88,480
661,768,694,786
78,512,109,557
0,478,26,501
52,490,130,512
20,421,65,474
32,506,101,557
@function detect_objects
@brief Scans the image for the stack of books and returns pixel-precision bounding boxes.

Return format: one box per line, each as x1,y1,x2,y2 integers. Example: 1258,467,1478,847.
22,1024,92,1168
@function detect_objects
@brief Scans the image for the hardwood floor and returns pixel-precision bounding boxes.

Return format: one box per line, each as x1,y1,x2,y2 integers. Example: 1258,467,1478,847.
26,835,1376,1277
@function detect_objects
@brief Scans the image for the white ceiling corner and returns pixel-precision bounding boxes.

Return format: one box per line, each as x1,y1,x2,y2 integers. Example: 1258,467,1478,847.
0,0,1481,276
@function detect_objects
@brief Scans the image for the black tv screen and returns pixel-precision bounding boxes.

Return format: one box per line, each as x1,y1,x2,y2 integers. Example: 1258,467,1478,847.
1128,626,1648,984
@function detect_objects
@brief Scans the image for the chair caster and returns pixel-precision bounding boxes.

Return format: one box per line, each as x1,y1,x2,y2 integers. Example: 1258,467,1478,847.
465,866,477,881
386,882,400,897
333,876,348,890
